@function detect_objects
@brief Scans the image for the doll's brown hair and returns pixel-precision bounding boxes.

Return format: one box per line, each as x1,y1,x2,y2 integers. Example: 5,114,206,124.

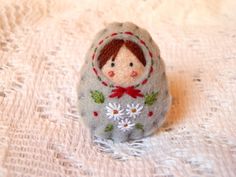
98,39,146,68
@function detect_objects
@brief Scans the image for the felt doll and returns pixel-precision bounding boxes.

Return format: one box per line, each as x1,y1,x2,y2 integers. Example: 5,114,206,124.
77,22,171,143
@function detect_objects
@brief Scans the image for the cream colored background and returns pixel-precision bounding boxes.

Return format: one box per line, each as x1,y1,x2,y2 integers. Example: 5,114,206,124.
0,0,236,177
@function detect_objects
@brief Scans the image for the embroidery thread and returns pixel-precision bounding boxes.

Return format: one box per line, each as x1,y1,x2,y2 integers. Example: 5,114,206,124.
144,91,159,106
105,103,125,121
105,124,114,132
90,90,105,104
126,103,143,119
148,111,153,117
93,111,98,117
118,119,135,132
135,123,144,131
109,86,143,99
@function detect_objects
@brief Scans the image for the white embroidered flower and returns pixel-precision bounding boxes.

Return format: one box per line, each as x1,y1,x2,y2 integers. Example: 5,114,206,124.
106,103,124,121
117,119,135,132
126,103,143,119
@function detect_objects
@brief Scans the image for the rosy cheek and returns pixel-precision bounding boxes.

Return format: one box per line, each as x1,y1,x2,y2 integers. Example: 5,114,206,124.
108,71,115,77
130,71,138,77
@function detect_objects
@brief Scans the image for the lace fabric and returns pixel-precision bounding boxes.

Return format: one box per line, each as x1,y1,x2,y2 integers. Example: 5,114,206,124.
0,0,236,176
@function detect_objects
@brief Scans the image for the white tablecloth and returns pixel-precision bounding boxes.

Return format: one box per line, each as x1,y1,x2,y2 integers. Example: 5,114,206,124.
0,0,236,176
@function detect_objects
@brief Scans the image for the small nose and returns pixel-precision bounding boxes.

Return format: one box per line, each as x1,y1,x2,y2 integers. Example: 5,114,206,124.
108,71,115,77
130,71,138,77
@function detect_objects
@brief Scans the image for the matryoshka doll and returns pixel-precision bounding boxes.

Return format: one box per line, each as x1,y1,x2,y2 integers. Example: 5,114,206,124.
77,22,171,143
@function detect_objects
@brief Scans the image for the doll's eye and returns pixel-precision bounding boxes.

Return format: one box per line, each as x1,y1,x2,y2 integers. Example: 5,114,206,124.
111,62,115,67
129,62,133,67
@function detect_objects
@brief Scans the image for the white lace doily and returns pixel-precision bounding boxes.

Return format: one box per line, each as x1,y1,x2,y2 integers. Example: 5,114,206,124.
0,0,236,177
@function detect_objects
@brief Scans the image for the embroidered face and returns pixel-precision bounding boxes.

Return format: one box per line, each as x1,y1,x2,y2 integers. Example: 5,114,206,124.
98,39,146,85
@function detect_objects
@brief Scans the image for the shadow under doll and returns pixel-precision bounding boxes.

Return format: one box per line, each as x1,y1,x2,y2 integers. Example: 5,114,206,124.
156,72,190,132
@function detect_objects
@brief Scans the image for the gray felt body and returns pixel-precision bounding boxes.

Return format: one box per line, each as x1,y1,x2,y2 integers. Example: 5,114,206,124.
77,22,171,143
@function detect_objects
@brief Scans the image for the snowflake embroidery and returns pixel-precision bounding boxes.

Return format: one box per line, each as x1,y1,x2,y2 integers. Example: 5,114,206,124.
105,103,124,121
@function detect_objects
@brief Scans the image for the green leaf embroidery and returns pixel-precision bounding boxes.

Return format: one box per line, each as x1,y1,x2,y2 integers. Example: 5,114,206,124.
105,124,113,132
90,90,105,104
144,91,159,106
135,123,144,131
